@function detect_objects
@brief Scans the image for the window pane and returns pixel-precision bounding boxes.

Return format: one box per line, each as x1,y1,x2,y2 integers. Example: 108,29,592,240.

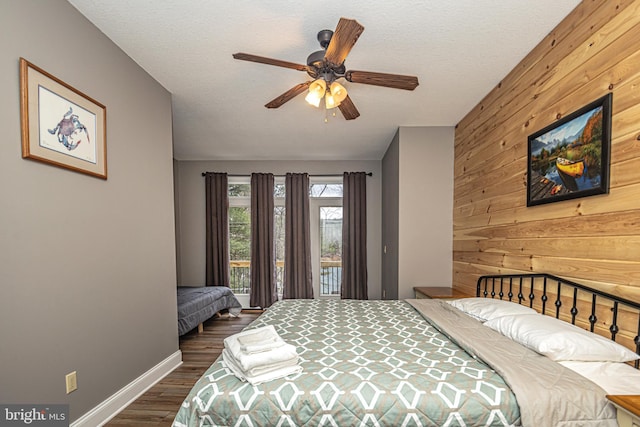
310,184,343,198
320,206,342,296
274,206,285,298
229,184,250,197
274,184,286,198
229,206,251,294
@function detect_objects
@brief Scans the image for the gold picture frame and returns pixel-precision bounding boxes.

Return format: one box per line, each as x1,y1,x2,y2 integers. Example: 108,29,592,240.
20,58,107,179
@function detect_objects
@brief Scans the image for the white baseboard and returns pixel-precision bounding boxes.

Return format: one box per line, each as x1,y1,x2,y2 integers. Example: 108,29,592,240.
71,350,183,427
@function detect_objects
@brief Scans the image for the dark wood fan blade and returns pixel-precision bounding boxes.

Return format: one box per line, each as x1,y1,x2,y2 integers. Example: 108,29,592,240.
233,53,309,72
346,70,419,90
265,82,312,108
338,95,360,120
324,18,365,67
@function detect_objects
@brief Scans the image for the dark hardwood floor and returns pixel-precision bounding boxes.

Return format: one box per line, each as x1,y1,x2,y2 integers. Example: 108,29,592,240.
106,310,260,426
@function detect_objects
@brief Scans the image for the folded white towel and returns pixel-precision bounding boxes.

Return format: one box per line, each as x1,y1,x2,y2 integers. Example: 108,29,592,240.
224,328,298,372
222,349,303,385
236,325,285,354
222,348,299,377
241,339,286,354
237,328,278,345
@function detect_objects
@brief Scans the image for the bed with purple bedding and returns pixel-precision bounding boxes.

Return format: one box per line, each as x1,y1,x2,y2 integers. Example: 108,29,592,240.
177,286,242,336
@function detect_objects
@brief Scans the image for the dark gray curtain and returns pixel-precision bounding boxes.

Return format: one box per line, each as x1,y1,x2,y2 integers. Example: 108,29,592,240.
341,172,368,299
283,173,313,299
205,172,230,287
249,173,277,308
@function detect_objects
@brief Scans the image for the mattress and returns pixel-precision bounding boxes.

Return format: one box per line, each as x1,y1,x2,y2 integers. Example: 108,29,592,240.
177,286,242,336
173,299,521,426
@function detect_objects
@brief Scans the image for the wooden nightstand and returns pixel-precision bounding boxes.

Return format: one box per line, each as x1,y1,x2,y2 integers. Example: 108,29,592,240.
413,286,472,299
607,395,640,427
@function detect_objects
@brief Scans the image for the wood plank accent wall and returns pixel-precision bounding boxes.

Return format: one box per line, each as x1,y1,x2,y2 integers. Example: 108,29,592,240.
453,0,640,304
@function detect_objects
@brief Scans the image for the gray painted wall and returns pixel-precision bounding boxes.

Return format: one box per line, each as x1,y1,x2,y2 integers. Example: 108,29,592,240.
381,131,400,300
174,160,382,299
0,1,178,422
382,127,454,299
398,127,454,298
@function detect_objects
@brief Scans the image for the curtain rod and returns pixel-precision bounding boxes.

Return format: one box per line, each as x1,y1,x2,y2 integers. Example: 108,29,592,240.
201,172,373,177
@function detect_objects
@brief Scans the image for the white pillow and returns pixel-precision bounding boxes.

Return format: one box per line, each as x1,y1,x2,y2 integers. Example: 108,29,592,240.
447,297,536,322
484,313,640,363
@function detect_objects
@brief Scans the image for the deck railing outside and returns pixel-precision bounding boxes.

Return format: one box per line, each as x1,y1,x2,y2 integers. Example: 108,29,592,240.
319,260,341,296
229,260,252,294
229,260,341,296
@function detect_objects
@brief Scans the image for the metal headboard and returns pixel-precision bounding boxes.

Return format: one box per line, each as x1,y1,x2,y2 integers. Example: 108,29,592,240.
476,273,640,368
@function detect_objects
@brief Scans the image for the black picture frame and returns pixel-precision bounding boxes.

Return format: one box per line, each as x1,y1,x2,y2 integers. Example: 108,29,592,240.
527,93,612,207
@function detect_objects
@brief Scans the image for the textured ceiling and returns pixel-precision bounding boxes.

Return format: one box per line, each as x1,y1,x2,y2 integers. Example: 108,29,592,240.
68,0,581,161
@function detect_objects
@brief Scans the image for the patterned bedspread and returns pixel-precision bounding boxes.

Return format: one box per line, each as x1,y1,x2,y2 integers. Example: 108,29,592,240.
173,299,521,426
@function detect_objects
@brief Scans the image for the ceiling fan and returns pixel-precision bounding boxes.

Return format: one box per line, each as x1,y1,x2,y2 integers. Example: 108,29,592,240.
232,17,419,120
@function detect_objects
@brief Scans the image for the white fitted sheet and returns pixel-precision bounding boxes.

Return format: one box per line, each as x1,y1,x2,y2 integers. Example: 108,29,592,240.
559,360,640,395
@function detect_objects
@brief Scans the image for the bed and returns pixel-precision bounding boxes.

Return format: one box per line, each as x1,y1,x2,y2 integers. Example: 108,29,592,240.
177,286,242,336
172,274,640,426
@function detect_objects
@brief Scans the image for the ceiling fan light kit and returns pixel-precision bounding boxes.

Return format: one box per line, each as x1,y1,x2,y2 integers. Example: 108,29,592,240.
233,17,419,121
305,79,326,107
324,81,347,109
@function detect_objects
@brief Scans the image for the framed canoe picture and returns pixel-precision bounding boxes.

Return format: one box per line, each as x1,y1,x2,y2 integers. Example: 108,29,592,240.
527,93,612,207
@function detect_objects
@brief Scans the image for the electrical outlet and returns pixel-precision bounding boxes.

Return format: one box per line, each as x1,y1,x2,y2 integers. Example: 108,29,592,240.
65,371,77,394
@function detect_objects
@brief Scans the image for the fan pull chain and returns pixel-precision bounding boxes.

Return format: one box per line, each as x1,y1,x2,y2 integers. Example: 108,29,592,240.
323,107,338,123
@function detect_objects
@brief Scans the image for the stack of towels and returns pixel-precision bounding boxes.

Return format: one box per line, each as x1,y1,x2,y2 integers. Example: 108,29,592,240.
222,324,302,385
